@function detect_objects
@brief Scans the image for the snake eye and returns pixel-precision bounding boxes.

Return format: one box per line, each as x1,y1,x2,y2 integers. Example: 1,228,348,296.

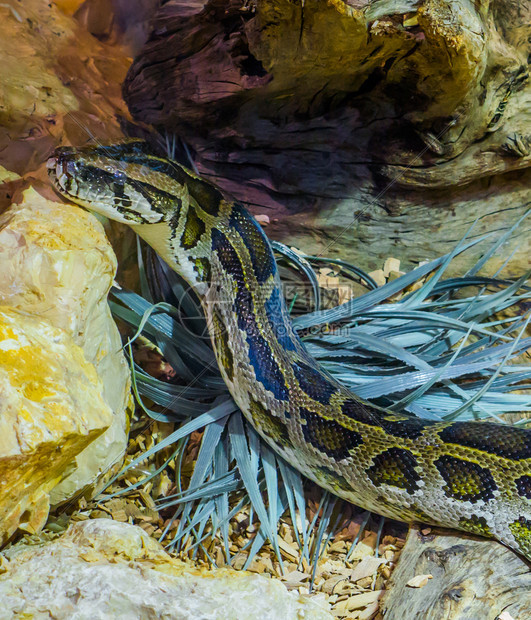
113,169,126,183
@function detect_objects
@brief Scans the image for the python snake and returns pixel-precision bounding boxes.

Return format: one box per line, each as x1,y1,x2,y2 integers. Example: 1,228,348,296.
48,140,531,561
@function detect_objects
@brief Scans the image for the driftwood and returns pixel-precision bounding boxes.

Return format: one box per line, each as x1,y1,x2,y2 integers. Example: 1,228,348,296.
379,524,531,620
123,0,531,276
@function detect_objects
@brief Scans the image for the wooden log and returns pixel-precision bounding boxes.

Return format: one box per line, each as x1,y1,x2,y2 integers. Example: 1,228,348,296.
122,0,531,276
379,524,531,620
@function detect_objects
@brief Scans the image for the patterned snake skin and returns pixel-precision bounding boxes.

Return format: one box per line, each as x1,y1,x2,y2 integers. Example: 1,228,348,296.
48,141,531,561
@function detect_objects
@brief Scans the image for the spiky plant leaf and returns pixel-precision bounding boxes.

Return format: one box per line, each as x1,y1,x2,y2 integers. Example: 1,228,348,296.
101,216,531,573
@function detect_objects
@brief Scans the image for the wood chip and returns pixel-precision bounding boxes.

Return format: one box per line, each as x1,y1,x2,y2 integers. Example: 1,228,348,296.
277,536,299,559
358,599,380,620
328,540,347,554
335,590,383,613
215,547,226,567
317,272,340,292
368,269,386,287
350,556,386,582
111,510,128,523
349,533,378,561
260,556,275,574
383,257,400,277
406,574,433,588
231,552,247,570
356,576,374,589
283,570,311,588
138,522,156,536
89,510,112,520
321,574,351,594
388,270,404,281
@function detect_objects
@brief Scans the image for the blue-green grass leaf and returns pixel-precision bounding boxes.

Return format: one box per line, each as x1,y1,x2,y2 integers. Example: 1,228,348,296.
229,413,281,560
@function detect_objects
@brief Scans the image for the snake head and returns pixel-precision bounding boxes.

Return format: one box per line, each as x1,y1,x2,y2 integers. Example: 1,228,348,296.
48,141,183,225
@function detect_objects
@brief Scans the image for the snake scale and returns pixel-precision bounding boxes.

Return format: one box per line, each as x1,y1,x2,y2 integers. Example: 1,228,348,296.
48,140,531,561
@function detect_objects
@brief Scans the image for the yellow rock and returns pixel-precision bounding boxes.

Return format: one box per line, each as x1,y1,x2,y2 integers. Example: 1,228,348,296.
0,308,113,546
0,166,20,183
0,188,132,505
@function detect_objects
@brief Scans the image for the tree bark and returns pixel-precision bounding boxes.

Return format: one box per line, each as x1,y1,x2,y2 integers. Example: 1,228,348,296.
379,524,531,620
122,0,531,276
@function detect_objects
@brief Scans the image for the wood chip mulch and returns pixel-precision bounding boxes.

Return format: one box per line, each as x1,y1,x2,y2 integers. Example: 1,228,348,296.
44,416,406,620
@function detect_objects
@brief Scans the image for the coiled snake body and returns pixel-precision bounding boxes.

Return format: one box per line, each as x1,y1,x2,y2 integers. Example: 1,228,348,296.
49,141,531,561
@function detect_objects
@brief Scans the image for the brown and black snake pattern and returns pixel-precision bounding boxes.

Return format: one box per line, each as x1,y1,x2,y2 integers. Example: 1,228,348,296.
48,141,531,561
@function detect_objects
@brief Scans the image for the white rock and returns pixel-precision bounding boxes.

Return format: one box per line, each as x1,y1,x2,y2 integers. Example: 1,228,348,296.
0,519,333,620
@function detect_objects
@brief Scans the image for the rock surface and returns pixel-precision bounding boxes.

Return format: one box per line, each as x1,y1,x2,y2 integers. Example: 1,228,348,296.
0,189,132,509
0,308,112,546
0,519,332,619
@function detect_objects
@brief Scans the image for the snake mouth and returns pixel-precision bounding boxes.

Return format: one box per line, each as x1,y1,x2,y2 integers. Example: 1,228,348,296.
47,149,81,198
46,156,60,186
